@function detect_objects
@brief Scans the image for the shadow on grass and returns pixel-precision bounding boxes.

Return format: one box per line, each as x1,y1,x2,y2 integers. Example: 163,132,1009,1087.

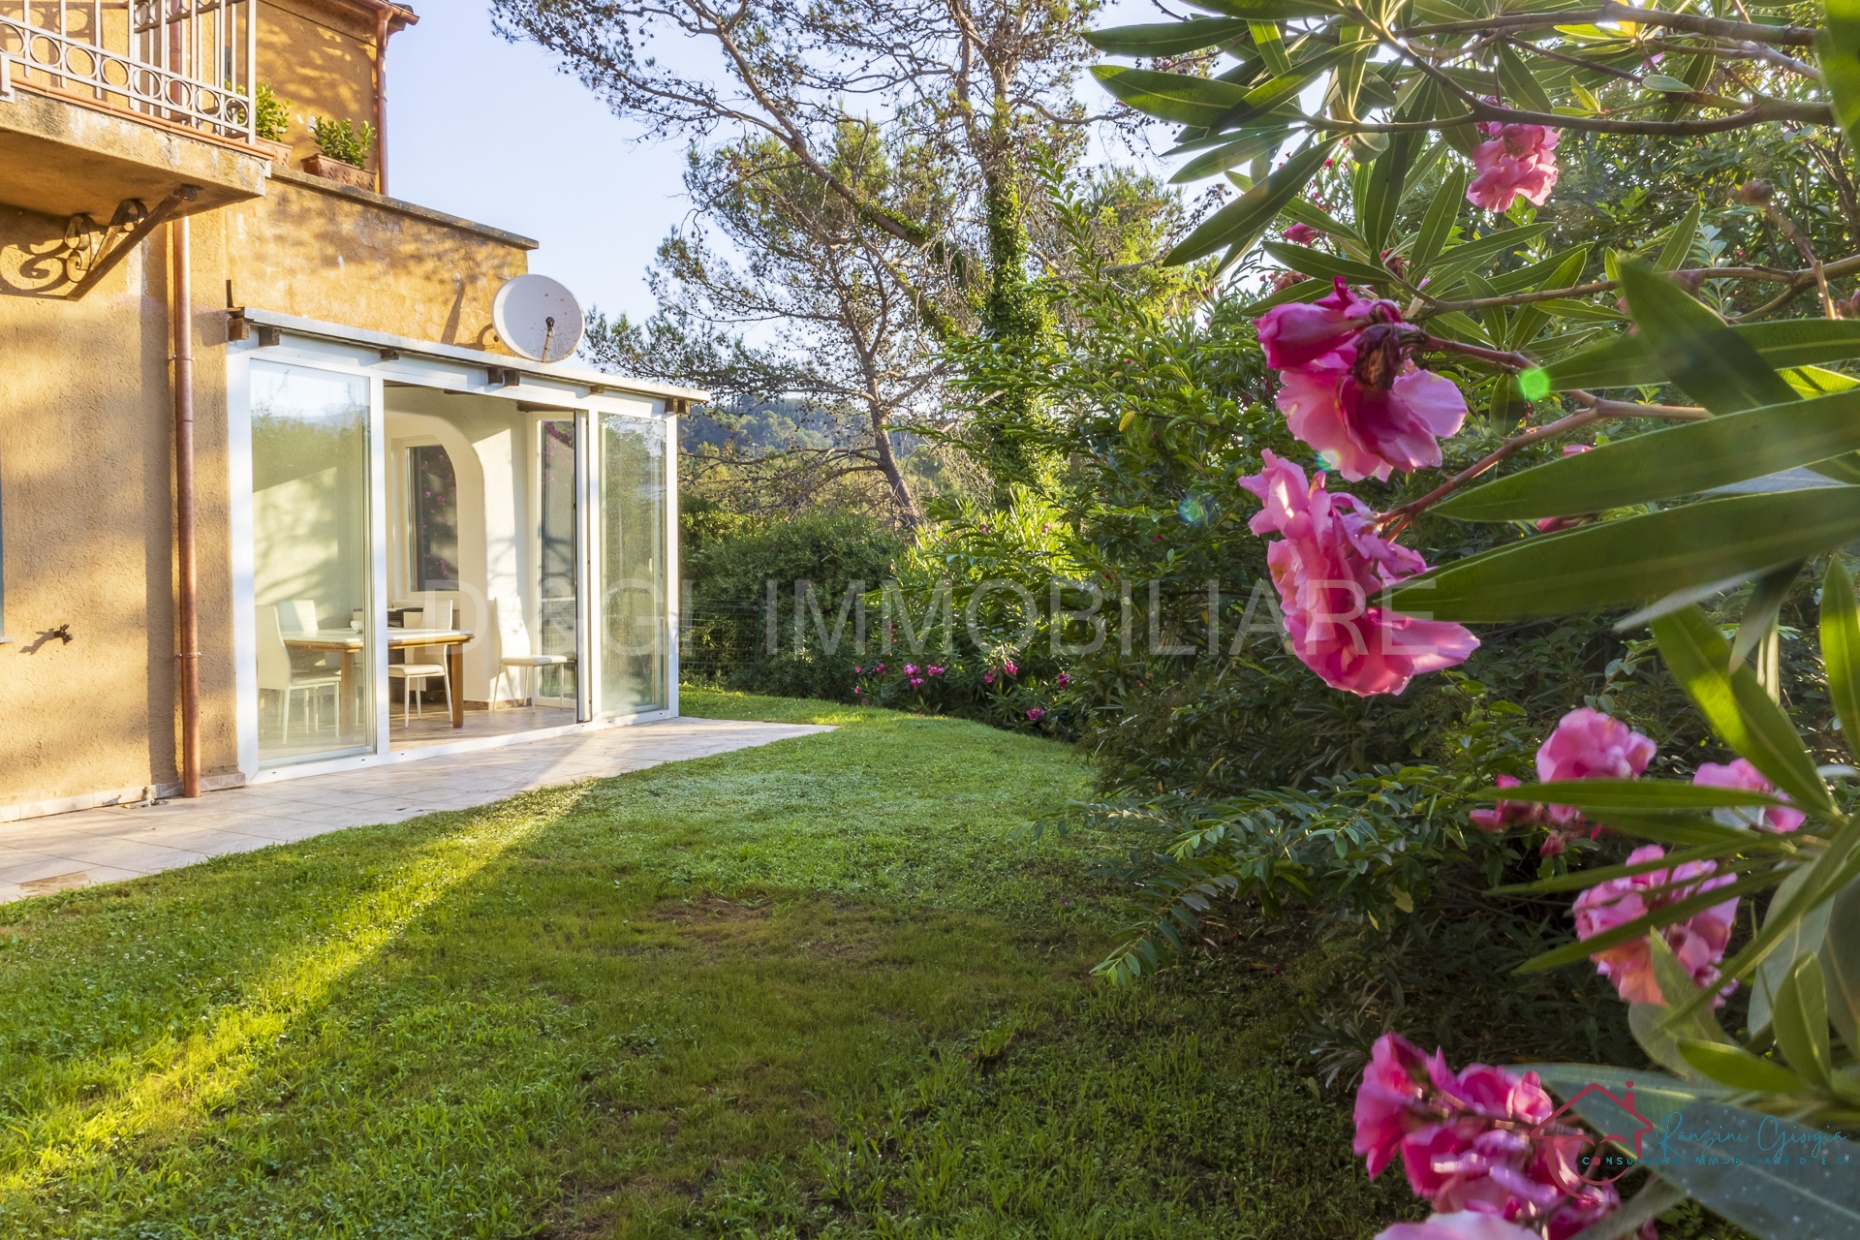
0,707,1413,1239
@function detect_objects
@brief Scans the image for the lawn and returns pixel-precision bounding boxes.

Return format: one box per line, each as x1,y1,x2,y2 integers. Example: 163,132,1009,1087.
0,691,1409,1238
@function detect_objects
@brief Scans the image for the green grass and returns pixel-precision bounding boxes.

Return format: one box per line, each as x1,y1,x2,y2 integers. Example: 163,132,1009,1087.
0,690,1409,1238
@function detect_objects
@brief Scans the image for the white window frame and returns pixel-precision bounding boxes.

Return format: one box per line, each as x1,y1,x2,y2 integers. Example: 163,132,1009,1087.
228,323,682,786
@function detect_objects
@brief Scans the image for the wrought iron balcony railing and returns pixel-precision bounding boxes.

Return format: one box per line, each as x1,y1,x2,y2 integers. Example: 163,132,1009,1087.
0,1,255,141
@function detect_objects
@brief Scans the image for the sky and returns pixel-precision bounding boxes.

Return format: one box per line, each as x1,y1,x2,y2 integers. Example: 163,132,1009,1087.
389,1,1164,327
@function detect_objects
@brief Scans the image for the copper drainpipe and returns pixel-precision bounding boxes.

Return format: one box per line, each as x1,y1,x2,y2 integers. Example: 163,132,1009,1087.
171,217,202,798
373,8,390,195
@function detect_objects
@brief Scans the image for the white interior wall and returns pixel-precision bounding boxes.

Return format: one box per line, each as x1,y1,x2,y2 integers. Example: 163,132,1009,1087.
383,389,534,706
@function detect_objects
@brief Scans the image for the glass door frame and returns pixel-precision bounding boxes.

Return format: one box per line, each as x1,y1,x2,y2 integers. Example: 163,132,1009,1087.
528,410,588,718
231,331,681,785
231,349,390,779
584,409,678,720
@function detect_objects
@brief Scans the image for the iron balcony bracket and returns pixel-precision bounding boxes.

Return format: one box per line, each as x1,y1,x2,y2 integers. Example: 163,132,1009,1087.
62,185,201,301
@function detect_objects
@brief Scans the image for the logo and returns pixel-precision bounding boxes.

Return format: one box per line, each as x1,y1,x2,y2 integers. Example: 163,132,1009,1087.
1530,1080,1656,1186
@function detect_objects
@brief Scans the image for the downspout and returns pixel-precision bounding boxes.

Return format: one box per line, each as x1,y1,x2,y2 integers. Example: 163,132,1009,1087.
171,218,201,798
373,8,390,195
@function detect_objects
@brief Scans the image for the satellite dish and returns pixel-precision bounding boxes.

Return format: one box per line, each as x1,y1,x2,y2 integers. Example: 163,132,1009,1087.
493,274,584,363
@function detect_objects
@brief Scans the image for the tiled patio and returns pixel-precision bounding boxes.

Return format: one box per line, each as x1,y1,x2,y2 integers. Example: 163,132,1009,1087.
0,717,831,904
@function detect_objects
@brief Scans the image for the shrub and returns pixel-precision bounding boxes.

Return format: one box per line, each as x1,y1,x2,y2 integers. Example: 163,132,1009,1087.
310,117,376,168
254,83,290,143
680,506,901,700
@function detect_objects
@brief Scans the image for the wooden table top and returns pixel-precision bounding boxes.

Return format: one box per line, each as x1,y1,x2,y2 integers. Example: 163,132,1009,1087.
282,628,473,652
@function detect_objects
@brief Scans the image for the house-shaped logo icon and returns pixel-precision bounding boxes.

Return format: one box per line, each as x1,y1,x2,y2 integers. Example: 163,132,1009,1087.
1534,1080,1658,1186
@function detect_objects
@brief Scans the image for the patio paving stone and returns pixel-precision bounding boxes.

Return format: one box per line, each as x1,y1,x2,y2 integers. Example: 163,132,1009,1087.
0,717,829,903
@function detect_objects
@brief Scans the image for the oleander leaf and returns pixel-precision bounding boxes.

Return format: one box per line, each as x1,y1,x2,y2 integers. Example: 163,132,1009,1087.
1534,1066,1860,1237
1545,320,1860,390
1655,200,1702,271
1677,1040,1812,1093
1084,17,1254,56
1823,559,1860,756
1091,66,1254,126
1730,562,1802,671
1170,125,1292,183
1651,605,1834,814
1820,0,1860,158
1753,864,1833,1039
1437,394,1860,521
1822,877,1860,1054
1261,241,1391,286
1471,779,1785,811
1166,138,1339,265
1386,488,1860,626
1618,262,1798,413
1772,951,1835,1086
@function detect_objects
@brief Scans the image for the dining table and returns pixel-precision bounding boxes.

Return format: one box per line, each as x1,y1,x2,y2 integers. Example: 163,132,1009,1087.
281,628,474,733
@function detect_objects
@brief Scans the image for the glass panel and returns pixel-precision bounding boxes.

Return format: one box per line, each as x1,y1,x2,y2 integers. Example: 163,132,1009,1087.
598,414,666,715
408,444,460,591
251,362,374,763
538,419,579,706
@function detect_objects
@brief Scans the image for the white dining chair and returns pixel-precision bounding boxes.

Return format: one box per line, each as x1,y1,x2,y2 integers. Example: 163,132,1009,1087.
257,604,341,742
491,596,568,710
388,596,453,725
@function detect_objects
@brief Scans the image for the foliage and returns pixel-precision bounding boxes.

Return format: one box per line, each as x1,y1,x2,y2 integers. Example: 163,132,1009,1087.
254,82,290,143
584,127,957,523
309,116,375,168
1072,5,1860,1232
492,0,1142,484
679,507,902,699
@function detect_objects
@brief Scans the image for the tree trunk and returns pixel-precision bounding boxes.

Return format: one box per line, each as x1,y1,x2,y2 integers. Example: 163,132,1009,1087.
869,404,922,526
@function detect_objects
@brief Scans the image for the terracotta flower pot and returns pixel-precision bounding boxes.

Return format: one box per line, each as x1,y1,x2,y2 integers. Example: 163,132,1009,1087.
251,136,294,165
303,152,374,191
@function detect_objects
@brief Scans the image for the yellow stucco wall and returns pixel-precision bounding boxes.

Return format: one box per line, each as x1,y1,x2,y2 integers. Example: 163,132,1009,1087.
0,203,238,810
0,139,533,816
229,171,532,348
259,0,391,186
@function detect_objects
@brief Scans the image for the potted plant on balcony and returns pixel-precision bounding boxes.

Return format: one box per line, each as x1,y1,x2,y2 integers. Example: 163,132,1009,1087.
304,117,377,190
251,83,293,165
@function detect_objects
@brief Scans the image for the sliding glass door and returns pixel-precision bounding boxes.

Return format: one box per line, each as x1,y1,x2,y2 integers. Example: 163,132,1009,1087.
250,362,375,763
595,413,668,716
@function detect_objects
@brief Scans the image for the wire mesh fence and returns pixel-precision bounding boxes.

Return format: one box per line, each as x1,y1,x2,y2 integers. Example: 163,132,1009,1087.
678,593,767,684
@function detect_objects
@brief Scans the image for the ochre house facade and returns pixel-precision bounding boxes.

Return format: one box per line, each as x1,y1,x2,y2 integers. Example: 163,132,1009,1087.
2,1,698,821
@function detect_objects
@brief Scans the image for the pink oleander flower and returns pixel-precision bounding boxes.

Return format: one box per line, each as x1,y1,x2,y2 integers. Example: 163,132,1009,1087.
1240,452,1478,696
1356,1033,1621,1236
853,665,864,675
903,663,918,676
1256,279,1389,371
1277,355,1470,482
1536,708,1657,827
1467,123,1560,212
1574,844,1739,1005
1377,1214,1543,1240
1258,280,1467,481
1026,707,1046,722
1354,1031,1436,1179
1469,775,1545,834
874,662,885,673
983,671,995,684
909,676,924,687
1055,672,1071,689
1003,660,1019,677
1694,758,1805,832
1282,221,1321,245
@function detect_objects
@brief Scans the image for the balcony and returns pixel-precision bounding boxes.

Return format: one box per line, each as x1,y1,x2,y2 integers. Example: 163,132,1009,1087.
0,1,268,223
